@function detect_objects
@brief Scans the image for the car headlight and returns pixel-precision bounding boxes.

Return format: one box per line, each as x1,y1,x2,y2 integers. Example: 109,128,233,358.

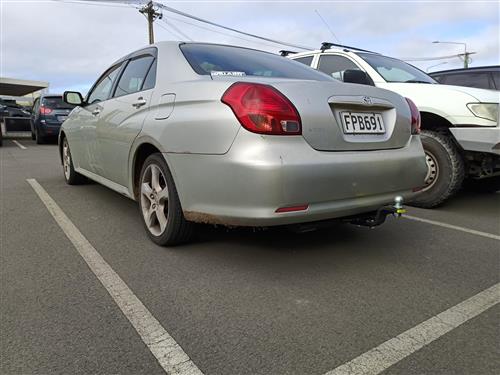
467,103,499,122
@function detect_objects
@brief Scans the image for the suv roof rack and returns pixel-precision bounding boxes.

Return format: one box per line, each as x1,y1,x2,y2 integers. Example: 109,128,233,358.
320,42,378,54
279,50,298,57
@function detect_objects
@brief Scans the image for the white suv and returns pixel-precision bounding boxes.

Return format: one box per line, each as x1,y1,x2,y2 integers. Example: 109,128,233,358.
289,43,500,207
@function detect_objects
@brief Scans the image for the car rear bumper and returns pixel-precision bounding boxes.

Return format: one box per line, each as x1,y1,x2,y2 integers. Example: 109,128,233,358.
38,122,62,137
166,131,427,226
449,126,500,155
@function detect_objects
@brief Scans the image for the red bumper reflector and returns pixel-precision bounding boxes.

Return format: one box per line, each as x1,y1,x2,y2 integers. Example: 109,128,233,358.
275,204,309,213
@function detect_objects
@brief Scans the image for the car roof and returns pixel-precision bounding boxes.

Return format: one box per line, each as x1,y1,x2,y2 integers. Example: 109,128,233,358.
430,65,500,75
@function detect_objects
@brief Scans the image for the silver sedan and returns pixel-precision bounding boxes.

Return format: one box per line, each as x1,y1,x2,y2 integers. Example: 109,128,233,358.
60,42,427,245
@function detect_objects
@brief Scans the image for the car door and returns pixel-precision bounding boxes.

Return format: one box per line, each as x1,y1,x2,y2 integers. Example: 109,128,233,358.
96,52,157,186
70,63,124,174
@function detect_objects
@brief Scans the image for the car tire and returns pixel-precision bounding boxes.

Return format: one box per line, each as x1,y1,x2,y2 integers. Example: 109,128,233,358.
411,130,465,208
61,137,86,185
35,126,46,144
139,153,194,246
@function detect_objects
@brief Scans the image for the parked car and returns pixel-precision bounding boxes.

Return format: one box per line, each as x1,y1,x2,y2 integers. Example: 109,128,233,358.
430,66,500,91
31,94,75,144
60,41,426,245
290,43,500,205
0,99,31,119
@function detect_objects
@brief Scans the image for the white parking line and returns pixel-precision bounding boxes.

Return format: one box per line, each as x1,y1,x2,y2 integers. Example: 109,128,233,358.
12,140,27,150
27,178,203,375
325,282,500,375
404,214,500,241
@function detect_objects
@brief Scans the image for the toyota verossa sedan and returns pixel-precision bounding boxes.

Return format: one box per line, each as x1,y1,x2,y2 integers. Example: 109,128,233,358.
60,42,427,245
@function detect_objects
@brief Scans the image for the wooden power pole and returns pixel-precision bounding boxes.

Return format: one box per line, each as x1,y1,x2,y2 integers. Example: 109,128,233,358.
139,1,162,44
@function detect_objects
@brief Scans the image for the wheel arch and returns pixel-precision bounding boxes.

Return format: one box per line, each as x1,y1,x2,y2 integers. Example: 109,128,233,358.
58,130,66,164
420,111,453,132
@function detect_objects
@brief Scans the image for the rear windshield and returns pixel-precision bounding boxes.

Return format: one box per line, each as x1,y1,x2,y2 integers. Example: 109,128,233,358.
42,97,75,109
180,43,332,81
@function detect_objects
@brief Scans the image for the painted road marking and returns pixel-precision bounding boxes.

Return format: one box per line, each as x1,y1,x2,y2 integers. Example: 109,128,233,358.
325,282,500,375
12,140,27,149
404,214,500,241
27,178,203,375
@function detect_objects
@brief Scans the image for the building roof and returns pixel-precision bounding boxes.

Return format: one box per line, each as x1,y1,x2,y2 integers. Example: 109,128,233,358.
0,77,49,96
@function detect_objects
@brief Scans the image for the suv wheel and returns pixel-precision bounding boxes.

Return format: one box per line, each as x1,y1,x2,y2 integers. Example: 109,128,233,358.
411,130,465,208
139,154,194,246
62,137,86,185
35,126,46,144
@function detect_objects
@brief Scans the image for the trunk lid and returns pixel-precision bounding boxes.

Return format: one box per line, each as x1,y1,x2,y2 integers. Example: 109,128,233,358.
271,80,412,151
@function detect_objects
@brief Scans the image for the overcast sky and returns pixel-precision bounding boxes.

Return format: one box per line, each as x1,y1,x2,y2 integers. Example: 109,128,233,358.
1,0,499,94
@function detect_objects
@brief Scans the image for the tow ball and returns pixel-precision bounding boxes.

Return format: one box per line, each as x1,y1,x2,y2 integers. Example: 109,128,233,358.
347,196,407,228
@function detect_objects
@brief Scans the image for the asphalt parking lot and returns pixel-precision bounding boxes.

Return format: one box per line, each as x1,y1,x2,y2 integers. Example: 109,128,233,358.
1,138,499,375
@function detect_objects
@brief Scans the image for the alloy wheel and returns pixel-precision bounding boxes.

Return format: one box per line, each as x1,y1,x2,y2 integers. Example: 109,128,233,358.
140,164,169,236
62,139,71,181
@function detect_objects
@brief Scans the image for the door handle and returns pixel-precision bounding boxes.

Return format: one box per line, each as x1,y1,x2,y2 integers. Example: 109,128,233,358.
132,97,147,109
92,108,101,116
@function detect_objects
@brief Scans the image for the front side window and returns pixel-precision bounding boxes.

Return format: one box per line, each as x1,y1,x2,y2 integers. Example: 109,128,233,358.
180,43,332,81
87,64,122,105
114,56,155,97
359,53,436,84
442,73,492,90
317,55,362,81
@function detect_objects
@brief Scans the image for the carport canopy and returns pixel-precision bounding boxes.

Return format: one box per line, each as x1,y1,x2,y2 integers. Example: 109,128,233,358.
0,77,49,96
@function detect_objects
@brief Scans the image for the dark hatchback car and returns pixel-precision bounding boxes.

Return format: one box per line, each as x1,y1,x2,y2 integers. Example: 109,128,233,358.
31,95,75,144
430,66,500,90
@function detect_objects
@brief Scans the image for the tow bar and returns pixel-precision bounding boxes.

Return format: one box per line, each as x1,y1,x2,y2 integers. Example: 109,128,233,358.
346,196,407,228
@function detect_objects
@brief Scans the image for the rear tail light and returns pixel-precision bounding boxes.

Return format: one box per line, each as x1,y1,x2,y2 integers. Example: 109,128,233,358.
405,98,421,135
40,106,53,115
221,82,302,135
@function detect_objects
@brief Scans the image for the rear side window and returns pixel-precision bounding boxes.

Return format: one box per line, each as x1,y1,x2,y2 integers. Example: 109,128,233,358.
431,75,444,83
114,56,155,97
42,96,75,109
180,43,332,81
491,72,500,90
87,64,122,105
142,59,157,91
442,73,492,90
317,55,361,81
293,56,314,67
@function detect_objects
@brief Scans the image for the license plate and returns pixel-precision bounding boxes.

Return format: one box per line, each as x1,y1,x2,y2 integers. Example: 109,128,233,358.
58,116,67,122
340,112,385,134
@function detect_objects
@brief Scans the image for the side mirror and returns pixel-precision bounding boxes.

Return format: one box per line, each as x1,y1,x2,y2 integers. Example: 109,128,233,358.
343,70,373,86
63,91,85,106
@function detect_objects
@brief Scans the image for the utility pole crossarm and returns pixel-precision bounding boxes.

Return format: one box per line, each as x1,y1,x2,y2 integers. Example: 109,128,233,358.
139,1,162,45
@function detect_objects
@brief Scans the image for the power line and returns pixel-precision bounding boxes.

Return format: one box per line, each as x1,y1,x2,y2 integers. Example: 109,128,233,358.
400,54,466,62
158,17,192,41
155,19,185,40
153,1,314,50
165,15,281,50
51,0,140,8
